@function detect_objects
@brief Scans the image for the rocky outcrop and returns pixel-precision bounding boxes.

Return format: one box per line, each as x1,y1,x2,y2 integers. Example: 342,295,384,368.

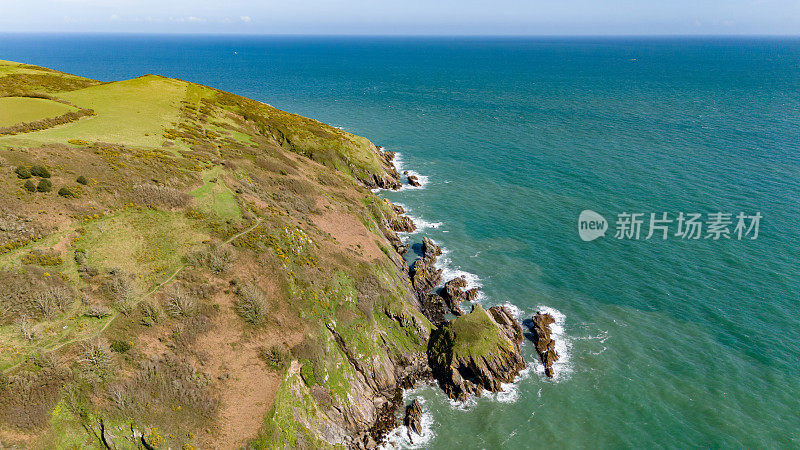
427,304,526,402
530,312,559,378
407,174,421,187
419,292,447,327
404,399,423,441
440,276,480,316
421,237,441,259
487,306,523,345
353,146,402,190
387,215,416,233
411,257,442,294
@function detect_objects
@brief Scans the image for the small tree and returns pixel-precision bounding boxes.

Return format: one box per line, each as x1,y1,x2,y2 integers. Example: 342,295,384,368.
14,166,31,179
30,165,51,178
36,178,52,192
24,179,36,192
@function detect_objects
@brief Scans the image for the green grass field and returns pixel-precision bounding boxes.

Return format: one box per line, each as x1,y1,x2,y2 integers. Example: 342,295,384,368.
190,166,243,220
0,97,78,127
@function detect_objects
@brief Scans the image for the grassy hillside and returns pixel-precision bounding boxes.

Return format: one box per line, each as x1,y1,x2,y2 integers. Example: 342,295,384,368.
0,60,428,449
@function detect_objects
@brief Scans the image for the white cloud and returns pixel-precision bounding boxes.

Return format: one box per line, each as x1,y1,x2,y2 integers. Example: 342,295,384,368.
240,15,252,23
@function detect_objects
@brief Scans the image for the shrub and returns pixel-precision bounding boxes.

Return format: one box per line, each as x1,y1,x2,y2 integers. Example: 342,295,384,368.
259,345,290,370
17,315,34,340
102,271,138,310
139,300,161,325
21,251,62,266
23,180,36,192
163,285,197,317
85,304,112,318
32,286,72,318
110,340,132,353
235,283,268,325
58,187,76,198
30,165,50,178
76,175,88,185
36,179,52,192
79,339,112,372
187,244,234,274
68,139,90,146
14,166,31,179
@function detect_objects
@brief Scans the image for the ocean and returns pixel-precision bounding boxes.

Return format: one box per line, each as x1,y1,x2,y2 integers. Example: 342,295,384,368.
2,34,798,448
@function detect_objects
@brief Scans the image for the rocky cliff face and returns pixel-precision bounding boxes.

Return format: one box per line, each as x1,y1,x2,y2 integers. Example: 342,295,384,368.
426,305,526,402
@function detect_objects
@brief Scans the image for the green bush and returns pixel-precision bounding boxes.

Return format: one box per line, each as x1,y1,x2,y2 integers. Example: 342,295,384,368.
14,166,31,179
259,345,290,370
76,175,88,185
30,165,51,178
58,187,76,198
36,179,52,192
110,340,132,353
23,180,36,192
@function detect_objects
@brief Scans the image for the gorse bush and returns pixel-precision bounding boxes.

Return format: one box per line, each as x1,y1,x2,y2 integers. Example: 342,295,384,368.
36,179,52,192
259,345,290,370
58,187,76,198
23,180,36,192
76,175,88,185
30,165,50,178
14,166,31,179
235,283,268,325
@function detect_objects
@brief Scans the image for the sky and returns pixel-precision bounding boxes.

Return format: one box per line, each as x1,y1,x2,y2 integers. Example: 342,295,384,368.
0,0,798,35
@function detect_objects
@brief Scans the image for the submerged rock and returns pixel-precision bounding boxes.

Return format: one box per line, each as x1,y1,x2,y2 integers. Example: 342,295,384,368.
530,312,559,378
427,304,526,402
404,399,424,441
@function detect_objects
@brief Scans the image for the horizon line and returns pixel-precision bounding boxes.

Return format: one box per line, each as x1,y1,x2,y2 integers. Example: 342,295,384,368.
2,31,800,38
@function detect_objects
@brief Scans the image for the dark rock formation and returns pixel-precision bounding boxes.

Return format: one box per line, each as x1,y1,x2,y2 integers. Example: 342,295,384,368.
421,237,442,259
404,399,423,441
389,202,405,215
427,304,526,402
354,146,402,190
387,215,416,233
407,174,421,187
487,306,523,345
440,276,480,316
411,257,442,294
530,312,559,378
384,228,408,255
419,292,447,327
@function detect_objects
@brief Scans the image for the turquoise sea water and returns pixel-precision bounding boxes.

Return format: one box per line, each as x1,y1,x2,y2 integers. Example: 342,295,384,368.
2,35,799,448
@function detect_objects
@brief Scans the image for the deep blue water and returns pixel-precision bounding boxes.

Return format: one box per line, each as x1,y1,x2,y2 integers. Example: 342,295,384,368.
2,34,799,448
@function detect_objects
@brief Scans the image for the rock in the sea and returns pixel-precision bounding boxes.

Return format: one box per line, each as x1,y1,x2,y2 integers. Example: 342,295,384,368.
439,276,480,316
411,257,442,294
389,201,405,215
388,214,416,233
407,174,421,187
421,237,442,259
487,306,523,345
404,399,424,441
530,312,559,378
427,304,526,402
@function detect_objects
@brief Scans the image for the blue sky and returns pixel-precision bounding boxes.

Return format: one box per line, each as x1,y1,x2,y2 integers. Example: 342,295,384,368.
0,0,798,35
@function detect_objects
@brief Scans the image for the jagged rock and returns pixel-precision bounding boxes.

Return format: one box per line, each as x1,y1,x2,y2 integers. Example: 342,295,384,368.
411,257,442,294
421,237,442,259
388,215,416,233
404,399,423,440
389,201,405,215
353,146,402,190
530,312,559,378
407,174,421,187
487,306,523,345
427,304,526,402
439,276,480,316
419,293,447,327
